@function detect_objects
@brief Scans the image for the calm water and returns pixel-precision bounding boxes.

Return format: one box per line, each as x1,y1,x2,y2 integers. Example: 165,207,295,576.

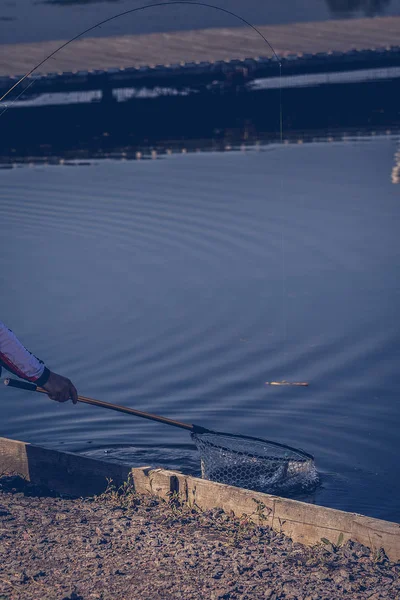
1,134,399,521
1,0,400,44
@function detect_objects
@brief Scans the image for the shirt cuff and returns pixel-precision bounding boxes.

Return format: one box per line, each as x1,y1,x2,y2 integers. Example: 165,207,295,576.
35,367,51,387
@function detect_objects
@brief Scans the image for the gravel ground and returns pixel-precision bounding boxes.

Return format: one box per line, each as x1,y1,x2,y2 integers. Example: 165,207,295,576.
0,475,398,600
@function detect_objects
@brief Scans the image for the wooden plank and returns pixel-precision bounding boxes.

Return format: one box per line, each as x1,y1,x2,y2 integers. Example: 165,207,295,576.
1,437,399,561
0,437,132,496
0,16,399,76
352,516,400,560
0,437,29,478
140,469,400,561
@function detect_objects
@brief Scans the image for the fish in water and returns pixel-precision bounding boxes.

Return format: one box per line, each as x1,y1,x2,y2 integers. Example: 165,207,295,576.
265,381,309,386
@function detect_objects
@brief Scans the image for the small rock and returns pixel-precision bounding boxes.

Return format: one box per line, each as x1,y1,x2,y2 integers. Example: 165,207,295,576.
33,570,46,579
314,571,329,581
212,570,224,580
211,589,230,600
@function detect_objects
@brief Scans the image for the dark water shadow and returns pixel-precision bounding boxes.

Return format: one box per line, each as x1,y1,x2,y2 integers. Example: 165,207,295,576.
40,0,124,4
327,0,391,17
38,0,394,16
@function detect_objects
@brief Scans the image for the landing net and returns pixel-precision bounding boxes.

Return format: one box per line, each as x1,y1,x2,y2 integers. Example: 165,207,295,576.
191,430,318,494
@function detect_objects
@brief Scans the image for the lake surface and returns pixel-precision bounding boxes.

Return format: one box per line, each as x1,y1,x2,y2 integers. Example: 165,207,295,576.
1,0,400,44
1,134,399,522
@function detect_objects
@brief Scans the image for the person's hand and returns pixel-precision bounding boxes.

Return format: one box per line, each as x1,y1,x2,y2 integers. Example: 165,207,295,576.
42,371,78,404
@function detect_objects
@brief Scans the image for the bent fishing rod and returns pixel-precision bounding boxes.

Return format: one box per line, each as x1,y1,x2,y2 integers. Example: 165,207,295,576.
0,1,281,112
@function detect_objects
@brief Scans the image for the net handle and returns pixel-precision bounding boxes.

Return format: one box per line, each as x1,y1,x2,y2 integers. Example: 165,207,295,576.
4,379,313,460
3,377,210,433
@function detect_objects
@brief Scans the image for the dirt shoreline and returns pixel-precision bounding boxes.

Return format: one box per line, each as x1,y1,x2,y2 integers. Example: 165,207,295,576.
0,476,398,600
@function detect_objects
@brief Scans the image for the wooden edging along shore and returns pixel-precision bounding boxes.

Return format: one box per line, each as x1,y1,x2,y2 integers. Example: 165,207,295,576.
1,436,399,561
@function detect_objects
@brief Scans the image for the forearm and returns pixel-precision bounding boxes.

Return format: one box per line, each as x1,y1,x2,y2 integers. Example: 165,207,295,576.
0,321,50,386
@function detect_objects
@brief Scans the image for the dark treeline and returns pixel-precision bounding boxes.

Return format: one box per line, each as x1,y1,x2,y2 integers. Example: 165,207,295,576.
41,0,393,17
327,0,391,16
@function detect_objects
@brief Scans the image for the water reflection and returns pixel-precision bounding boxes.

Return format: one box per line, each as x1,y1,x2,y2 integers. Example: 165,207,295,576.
41,0,194,5
1,128,399,189
41,0,122,4
3,0,399,45
392,143,400,183
36,0,391,17
39,0,394,14
327,0,391,16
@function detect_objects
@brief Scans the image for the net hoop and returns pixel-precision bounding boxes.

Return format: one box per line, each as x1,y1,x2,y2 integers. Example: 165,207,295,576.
191,428,314,462
191,428,318,494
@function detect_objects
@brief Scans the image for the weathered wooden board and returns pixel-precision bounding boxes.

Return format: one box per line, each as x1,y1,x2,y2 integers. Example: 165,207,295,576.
1,437,399,561
140,468,400,562
0,437,133,496
0,16,399,76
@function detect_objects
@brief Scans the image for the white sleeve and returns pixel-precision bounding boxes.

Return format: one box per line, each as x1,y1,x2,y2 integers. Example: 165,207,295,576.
0,321,50,384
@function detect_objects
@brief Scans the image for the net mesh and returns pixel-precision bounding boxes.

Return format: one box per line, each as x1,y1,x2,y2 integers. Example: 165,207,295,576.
192,431,318,494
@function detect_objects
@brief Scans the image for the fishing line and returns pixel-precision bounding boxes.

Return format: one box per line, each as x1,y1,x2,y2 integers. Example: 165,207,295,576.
0,2,281,107
0,78,39,116
0,1,289,346
280,77,287,344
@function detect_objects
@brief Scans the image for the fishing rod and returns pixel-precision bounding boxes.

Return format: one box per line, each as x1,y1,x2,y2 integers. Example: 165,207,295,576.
0,1,281,114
